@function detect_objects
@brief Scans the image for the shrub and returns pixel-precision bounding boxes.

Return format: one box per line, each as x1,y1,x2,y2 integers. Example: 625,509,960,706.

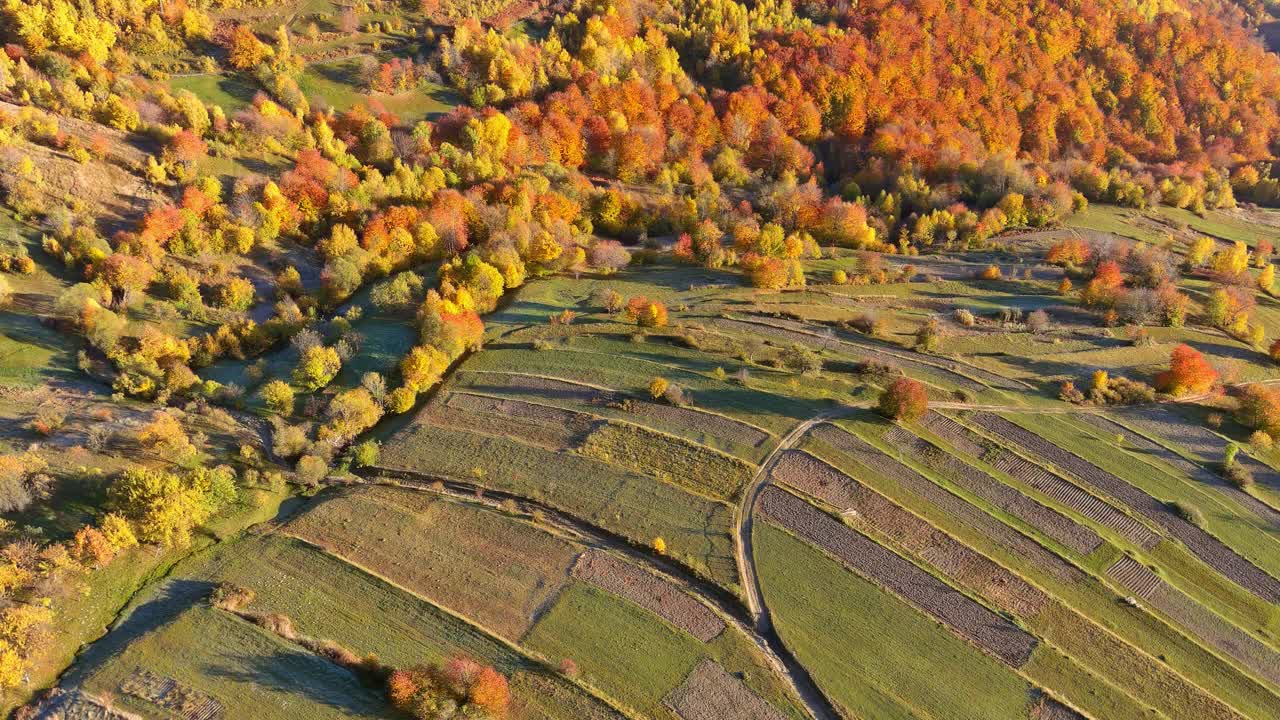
1170,501,1206,528
914,318,943,352
626,296,668,327
592,288,625,313
209,583,256,611
781,344,822,375
1026,309,1050,334
878,377,928,422
954,308,976,326
847,312,886,336
386,658,509,720
978,264,1002,280
387,387,417,414
351,440,380,468
1225,462,1255,489
648,377,669,399
293,345,341,391
1236,384,1280,437
273,425,309,459
1249,430,1274,449
295,455,329,485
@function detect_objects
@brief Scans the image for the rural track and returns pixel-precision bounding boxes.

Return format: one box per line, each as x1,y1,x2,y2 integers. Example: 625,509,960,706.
735,411,850,720
356,465,845,720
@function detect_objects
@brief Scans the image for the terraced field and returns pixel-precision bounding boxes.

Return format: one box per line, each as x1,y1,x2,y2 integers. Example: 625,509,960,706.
34,236,1280,719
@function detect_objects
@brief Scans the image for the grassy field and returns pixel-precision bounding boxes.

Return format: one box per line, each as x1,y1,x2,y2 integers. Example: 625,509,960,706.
169,73,258,112
523,581,804,720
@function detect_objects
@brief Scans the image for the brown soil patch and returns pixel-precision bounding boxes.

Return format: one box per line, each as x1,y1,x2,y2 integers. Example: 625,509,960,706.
571,550,725,642
119,670,221,720
664,660,785,720
758,486,1039,667
885,426,1102,555
809,424,1082,584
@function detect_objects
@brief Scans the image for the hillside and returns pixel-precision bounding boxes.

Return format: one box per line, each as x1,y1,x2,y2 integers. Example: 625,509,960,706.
0,0,1279,719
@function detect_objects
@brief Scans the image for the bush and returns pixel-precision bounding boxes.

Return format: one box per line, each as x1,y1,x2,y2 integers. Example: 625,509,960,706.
295,455,329,485
914,318,943,352
1153,344,1217,397
877,377,928,422
351,440,380,468
648,377,668,399
1170,501,1206,528
273,425,309,459
954,308,975,327
1236,384,1280,437
592,288,625,313
847,312,886,336
1225,462,1255,489
259,380,295,415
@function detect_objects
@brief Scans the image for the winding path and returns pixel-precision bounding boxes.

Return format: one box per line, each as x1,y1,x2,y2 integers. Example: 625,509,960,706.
735,412,848,720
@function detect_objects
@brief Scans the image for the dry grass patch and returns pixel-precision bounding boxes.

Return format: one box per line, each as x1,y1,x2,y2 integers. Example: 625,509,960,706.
287,485,577,640
421,391,598,450
664,660,784,720
571,550,725,642
579,423,752,501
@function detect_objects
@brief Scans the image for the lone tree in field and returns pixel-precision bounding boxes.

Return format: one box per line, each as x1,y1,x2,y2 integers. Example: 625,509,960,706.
1154,344,1218,397
878,377,928,422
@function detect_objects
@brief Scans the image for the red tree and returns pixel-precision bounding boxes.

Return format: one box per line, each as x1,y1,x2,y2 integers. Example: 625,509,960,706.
878,377,929,421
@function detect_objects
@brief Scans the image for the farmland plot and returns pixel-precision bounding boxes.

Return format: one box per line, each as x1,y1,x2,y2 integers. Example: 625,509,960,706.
379,422,739,588
757,486,1039,667
1107,557,1280,689
665,660,785,720
970,412,1280,603
755,522,1033,720
523,582,803,720
881,424,1103,554
922,412,1159,548
571,550,725,642
768,449,1258,718
808,422,1083,582
286,485,578,640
